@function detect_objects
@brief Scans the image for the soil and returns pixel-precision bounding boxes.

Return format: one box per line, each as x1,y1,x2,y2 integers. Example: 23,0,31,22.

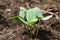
0,0,60,40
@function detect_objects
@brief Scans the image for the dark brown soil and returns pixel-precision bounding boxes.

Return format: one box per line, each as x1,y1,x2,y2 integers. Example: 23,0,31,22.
0,0,60,40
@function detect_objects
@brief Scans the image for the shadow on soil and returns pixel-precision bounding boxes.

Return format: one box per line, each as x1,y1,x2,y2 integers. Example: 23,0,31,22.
23,29,53,40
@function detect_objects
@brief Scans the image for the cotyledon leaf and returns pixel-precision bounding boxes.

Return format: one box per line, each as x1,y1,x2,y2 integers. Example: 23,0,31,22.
26,9,37,22
13,16,20,22
26,7,43,26
19,7,27,18
33,7,43,19
13,16,28,25
42,15,53,21
18,16,28,25
28,18,38,26
33,7,53,20
26,9,38,26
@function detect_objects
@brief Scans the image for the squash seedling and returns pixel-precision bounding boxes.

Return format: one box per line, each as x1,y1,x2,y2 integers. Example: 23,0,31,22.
13,7,53,37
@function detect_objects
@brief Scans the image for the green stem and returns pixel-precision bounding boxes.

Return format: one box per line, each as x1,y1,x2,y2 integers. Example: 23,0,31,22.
35,28,38,37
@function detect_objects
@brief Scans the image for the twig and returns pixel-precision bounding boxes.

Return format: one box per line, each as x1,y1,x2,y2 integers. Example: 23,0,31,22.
41,10,54,15
41,10,59,20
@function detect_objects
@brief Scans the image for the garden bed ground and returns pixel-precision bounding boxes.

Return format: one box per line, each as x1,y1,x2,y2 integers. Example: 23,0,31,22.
0,0,60,40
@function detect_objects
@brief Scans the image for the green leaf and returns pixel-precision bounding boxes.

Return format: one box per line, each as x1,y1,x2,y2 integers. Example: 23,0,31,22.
19,7,27,18
34,7,43,16
33,7,43,19
13,16,28,25
18,17,28,25
19,11,25,18
26,9,36,22
42,15,53,21
38,16,43,20
26,7,43,26
26,9,38,26
28,18,38,26
13,16,20,22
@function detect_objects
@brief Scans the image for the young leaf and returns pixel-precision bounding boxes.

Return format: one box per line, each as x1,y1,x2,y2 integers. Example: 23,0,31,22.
38,16,43,20
33,7,43,19
20,7,27,12
18,17,28,25
26,7,43,26
28,18,38,26
13,16,20,22
19,7,27,18
26,9,36,22
42,15,53,21
19,11,25,18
